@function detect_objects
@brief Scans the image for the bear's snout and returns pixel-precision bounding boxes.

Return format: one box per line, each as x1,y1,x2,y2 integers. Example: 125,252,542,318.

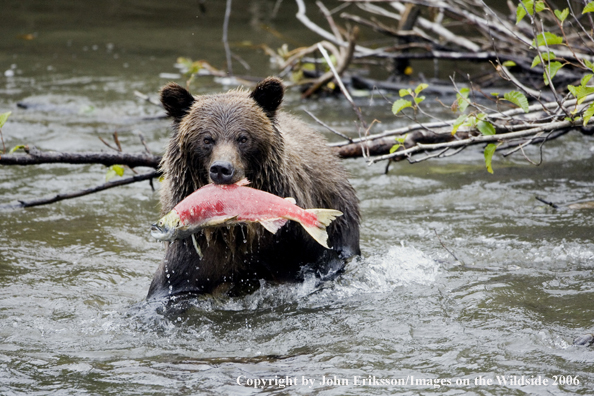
209,161,235,184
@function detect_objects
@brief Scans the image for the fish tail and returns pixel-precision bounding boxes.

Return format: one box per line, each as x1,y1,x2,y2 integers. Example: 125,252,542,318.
302,209,343,248
306,209,343,227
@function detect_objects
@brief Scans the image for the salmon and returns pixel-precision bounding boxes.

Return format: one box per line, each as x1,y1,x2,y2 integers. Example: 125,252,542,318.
150,179,342,249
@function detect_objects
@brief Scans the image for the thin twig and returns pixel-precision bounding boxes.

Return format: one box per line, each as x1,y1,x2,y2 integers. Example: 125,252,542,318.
317,42,367,129
134,91,163,108
98,136,119,152
432,228,463,264
0,127,5,154
536,196,559,209
137,132,152,155
113,131,123,152
223,0,233,76
304,110,353,142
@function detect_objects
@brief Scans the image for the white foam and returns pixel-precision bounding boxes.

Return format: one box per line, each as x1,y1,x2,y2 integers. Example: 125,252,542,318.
340,244,439,294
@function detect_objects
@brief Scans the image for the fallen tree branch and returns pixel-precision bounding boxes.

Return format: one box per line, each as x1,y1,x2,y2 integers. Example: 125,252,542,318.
367,119,578,164
14,170,160,208
295,0,374,55
329,92,594,149
0,145,161,168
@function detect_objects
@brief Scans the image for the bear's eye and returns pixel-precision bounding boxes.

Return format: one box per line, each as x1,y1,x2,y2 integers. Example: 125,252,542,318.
238,136,248,144
203,137,214,145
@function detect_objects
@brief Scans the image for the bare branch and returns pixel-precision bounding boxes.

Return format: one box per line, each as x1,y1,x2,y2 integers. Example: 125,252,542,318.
368,119,577,164
304,110,353,142
223,0,233,76
15,171,160,208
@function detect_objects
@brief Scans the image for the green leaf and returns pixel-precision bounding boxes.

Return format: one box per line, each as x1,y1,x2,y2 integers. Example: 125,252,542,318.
516,0,545,23
581,74,594,86
532,32,563,47
389,143,402,154
462,117,478,128
490,92,499,97
112,164,125,176
105,169,117,182
398,88,412,98
106,164,125,181
392,99,412,114
502,60,517,67
414,83,429,95
477,120,496,136
583,103,594,126
414,96,425,104
327,55,337,68
395,134,407,144
0,111,11,128
585,59,594,72
79,105,95,114
583,3,594,14
543,61,564,85
9,144,25,153
177,57,193,68
516,0,532,24
484,143,497,174
451,114,469,135
567,84,594,104
554,8,569,22
531,51,555,68
503,91,529,112
456,88,471,113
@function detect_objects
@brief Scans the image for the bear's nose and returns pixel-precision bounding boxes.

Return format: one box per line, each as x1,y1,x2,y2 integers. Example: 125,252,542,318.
209,161,235,184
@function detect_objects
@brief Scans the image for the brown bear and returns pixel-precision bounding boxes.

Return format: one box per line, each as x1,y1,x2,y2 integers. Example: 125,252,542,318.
147,77,360,300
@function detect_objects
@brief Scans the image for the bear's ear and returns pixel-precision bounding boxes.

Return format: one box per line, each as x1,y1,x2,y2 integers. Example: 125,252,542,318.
250,77,284,118
160,82,195,122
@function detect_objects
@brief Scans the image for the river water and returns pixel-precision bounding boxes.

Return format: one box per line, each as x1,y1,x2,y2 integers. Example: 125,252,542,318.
1,1,593,395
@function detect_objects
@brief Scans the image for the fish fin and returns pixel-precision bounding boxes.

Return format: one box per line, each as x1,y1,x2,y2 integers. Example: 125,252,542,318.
235,178,250,186
301,209,343,249
191,234,203,258
203,215,238,228
305,209,343,227
259,218,288,234
300,223,331,249
284,197,297,205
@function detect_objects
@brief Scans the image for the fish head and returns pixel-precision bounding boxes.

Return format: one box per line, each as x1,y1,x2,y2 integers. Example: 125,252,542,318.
150,211,181,241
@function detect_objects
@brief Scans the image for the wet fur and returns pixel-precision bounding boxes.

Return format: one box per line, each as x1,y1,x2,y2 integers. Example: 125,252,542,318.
148,78,360,299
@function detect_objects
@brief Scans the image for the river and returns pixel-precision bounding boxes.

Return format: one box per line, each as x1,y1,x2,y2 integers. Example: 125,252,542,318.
1,1,593,395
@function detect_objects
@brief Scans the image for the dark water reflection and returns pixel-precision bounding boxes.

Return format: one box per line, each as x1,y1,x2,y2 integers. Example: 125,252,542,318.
1,1,594,395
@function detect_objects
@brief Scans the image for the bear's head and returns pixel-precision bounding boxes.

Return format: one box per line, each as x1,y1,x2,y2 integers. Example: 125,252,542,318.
160,77,285,191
